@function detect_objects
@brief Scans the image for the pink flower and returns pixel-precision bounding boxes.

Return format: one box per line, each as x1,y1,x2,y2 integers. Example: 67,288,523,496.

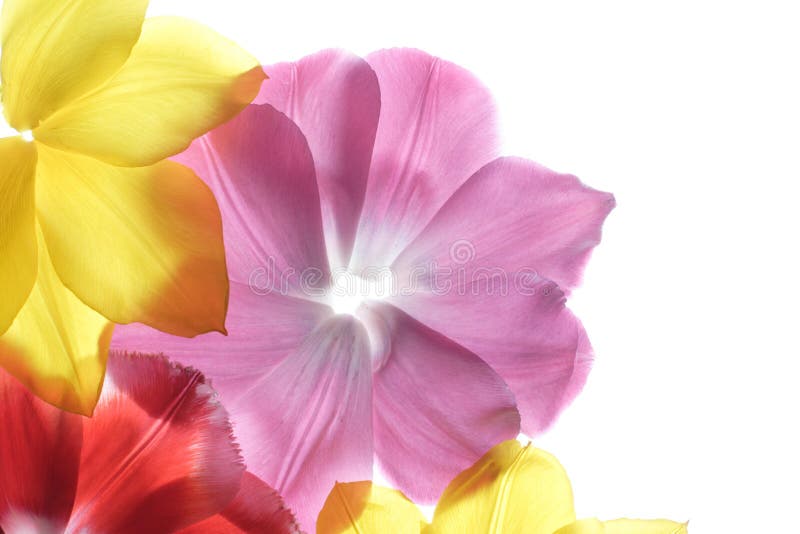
0,353,298,534
113,48,614,529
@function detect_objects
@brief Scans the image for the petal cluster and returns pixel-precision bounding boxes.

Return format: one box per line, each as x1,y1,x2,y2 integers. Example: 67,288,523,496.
0,0,265,414
317,440,688,534
114,48,615,529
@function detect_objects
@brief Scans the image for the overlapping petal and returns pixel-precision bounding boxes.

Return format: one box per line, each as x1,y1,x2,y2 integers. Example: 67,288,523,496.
391,280,591,435
0,137,37,334
555,518,689,534
0,227,113,415
228,316,374,531
181,472,300,534
426,440,575,534
0,0,147,129
367,303,520,502
317,482,424,534
351,48,500,270
35,144,228,338
173,103,329,293
34,16,265,167
257,49,381,269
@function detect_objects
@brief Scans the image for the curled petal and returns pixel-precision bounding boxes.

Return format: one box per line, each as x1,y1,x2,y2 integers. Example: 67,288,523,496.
35,144,228,338
0,137,37,335
35,17,265,167
0,0,147,129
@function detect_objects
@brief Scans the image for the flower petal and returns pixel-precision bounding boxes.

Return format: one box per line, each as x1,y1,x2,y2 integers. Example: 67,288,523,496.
228,315,373,532
112,282,331,399
350,48,499,270
368,303,520,503
179,472,300,534
425,441,575,534
172,104,329,294
0,227,113,415
391,281,591,435
35,144,228,338
0,0,147,129
555,518,689,534
0,366,82,532
257,49,381,269
67,352,244,534
34,16,265,167
393,157,615,294
317,482,425,534
0,137,37,335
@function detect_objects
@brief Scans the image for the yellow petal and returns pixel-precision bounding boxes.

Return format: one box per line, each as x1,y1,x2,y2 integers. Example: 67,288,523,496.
0,225,113,415
425,441,576,534
0,136,37,335
35,144,228,337
35,16,266,167
0,0,147,130
555,518,689,534
317,482,426,534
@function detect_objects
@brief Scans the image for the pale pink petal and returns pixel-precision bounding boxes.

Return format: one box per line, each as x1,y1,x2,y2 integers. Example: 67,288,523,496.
173,104,328,293
0,369,82,532
66,353,243,534
393,157,616,294
257,50,381,269
391,279,591,435
178,472,300,534
112,282,331,400
228,316,373,532
350,48,500,270
367,303,520,503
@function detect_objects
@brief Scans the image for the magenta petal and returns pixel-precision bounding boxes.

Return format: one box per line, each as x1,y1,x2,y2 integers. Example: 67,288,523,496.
392,280,591,435
257,50,381,269
350,48,500,270
229,315,373,532
173,104,329,293
393,156,616,294
368,303,520,503
0,369,82,532
112,282,331,401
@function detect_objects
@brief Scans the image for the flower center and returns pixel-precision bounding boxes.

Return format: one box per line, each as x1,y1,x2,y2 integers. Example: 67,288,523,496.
327,270,394,316
0,105,33,142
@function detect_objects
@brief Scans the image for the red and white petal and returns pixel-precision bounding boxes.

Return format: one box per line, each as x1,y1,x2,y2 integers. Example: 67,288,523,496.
0,368,82,532
368,303,520,503
257,50,381,270
351,48,500,270
66,353,244,534
228,316,374,532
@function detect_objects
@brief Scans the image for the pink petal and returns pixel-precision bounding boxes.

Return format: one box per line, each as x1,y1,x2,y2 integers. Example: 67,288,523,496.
0,369,82,532
66,353,244,534
350,48,500,270
367,303,520,503
393,157,616,294
173,103,329,293
178,472,300,534
112,282,331,401
228,315,374,532
257,50,381,269
391,280,591,435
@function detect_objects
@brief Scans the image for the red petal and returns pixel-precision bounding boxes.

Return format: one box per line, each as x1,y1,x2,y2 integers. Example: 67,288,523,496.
66,352,244,534
179,472,300,533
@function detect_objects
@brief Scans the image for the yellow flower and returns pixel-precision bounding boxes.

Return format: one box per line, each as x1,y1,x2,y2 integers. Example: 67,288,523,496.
0,0,265,415
317,440,688,534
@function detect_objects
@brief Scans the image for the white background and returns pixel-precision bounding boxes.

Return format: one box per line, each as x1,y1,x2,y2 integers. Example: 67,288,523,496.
37,1,800,531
